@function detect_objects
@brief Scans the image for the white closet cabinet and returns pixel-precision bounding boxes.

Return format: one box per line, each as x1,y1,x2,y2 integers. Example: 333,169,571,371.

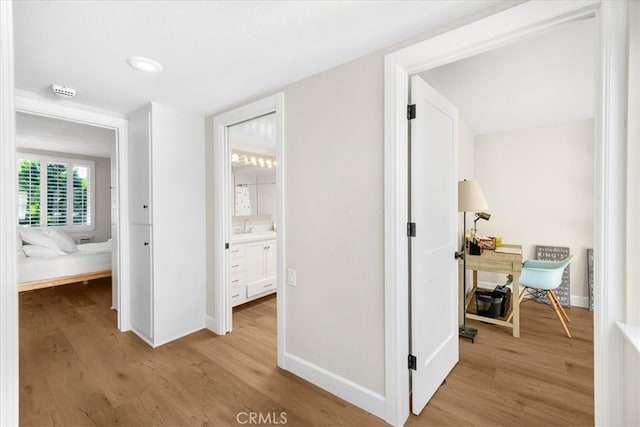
128,102,205,347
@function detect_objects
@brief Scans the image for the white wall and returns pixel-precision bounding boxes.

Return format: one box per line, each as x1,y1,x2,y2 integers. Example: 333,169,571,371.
474,119,594,303
203,0,525,417
284,55,386,395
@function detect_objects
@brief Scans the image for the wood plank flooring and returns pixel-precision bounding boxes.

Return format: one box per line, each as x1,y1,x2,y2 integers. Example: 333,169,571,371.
19,280,593,426
407,300,594,426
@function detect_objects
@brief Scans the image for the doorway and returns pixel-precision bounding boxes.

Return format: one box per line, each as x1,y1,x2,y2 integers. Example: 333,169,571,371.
210,93,285,367
15,111,118,310
15,95,130,331
228,113,278,323
383,2,628,425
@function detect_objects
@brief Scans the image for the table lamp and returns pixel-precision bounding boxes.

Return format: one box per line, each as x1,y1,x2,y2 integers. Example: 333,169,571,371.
457,179,489,342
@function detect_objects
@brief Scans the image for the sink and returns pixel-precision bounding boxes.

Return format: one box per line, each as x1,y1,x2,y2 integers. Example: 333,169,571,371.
232,230,276,242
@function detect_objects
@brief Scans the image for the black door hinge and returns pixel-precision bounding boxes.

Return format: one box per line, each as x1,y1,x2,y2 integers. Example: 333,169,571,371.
407,222,416,237
225,242,229,249
408,354,417,370
407,104,416,120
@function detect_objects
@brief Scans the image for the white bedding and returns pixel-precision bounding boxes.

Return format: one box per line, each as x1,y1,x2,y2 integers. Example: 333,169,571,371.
18,241,112,283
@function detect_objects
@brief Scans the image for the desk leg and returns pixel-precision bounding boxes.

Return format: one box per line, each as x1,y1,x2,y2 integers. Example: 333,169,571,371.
458,261,464,325
512,271,521,338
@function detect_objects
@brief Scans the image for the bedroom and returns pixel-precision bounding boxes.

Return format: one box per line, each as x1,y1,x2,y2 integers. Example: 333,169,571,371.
15,112,118,311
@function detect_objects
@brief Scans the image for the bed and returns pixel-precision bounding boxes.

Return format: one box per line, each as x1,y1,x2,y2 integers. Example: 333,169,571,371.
17,227,112,293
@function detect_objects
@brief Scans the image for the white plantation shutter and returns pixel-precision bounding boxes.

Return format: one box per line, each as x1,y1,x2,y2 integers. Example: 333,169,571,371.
16,153,95,229
17,158,41,226
72,164,92,226
46,161,67,226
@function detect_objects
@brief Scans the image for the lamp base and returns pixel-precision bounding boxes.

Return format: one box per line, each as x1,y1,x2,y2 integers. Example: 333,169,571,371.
459,325,478,343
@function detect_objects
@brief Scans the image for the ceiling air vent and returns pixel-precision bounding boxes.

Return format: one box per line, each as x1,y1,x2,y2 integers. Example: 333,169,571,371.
51,84,76,98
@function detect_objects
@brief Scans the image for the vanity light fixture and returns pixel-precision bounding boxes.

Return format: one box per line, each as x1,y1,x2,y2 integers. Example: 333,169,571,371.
127,56,164,73
231,151,276,168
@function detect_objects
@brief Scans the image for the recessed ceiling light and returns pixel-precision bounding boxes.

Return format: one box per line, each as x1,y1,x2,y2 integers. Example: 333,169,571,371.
127,56,163,73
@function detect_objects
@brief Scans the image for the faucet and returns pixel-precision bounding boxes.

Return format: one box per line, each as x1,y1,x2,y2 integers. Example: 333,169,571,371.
243,218,252,234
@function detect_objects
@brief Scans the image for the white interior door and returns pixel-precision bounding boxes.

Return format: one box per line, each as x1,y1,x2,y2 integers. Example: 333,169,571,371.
409,74,459,415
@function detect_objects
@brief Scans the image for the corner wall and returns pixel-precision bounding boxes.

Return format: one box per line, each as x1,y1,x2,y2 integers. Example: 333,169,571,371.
474,119,594,304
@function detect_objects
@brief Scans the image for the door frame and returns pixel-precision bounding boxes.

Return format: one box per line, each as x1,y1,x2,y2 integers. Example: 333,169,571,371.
14,95,131,332
210,93,286,367
0,2,17,424
383,1,628,425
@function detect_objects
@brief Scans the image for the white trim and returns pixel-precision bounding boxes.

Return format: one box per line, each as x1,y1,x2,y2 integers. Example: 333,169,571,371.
15,95,131,332
283,352,386,420
204,314,220,334
209,93,286,368
0,1,18,424
570,295,589,309
593,2,628,425
384,1,627,425
617,321,640,354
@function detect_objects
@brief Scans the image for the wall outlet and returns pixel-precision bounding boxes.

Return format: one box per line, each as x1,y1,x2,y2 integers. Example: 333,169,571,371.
287,268,296,286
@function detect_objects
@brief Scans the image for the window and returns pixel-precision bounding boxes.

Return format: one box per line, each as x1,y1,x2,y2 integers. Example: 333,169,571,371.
17,153,95,230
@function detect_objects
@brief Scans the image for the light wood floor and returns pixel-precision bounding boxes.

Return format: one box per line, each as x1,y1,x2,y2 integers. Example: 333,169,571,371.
20,279,593,426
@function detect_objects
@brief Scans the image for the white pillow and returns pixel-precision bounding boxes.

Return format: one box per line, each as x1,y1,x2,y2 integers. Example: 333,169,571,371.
19,227,66,255
23,245,62,257
43,228,78,253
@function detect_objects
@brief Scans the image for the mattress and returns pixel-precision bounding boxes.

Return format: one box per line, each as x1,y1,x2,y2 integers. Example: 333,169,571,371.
18,241,112,283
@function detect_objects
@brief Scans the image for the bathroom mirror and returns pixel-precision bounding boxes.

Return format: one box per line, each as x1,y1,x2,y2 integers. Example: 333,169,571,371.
229,112,277,218
232,165,276,216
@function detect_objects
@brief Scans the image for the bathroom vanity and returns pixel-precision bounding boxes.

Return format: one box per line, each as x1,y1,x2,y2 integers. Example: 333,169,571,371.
230,231,277,306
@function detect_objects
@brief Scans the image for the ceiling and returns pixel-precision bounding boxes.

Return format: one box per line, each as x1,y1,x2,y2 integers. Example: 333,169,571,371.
229,113,276,156
16,112,114,158
14,1,499,117
423,17,595,135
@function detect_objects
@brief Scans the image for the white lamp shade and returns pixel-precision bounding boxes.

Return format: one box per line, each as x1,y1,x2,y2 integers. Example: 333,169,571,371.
458,180,489,213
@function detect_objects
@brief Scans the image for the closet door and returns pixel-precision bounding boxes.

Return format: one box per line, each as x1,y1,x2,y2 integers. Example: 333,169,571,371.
130,224,153,341
128,106,152,225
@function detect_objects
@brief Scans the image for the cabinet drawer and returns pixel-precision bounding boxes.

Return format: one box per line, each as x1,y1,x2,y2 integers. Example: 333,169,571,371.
247,279,276,298
230,285,246,304
230,260,245,274
230,244,246,260
230,274,246,288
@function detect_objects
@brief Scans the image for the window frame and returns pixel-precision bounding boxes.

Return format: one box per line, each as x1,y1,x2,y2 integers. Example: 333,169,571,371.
17,152,96,232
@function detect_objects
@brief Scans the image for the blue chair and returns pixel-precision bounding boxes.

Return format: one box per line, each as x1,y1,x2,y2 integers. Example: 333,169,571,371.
514,255,574,338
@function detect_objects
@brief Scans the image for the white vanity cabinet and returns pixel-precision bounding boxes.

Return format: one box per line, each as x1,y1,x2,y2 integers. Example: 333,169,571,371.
128,102,205,347
230,234,277,306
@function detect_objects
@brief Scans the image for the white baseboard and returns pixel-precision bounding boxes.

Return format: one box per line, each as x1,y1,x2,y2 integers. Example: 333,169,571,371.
205,314,224,335
283,352,385,421
131,327,155,347
570,295,589,308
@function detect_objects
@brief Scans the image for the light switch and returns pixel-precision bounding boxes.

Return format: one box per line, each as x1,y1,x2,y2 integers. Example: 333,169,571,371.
287,268,297,286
